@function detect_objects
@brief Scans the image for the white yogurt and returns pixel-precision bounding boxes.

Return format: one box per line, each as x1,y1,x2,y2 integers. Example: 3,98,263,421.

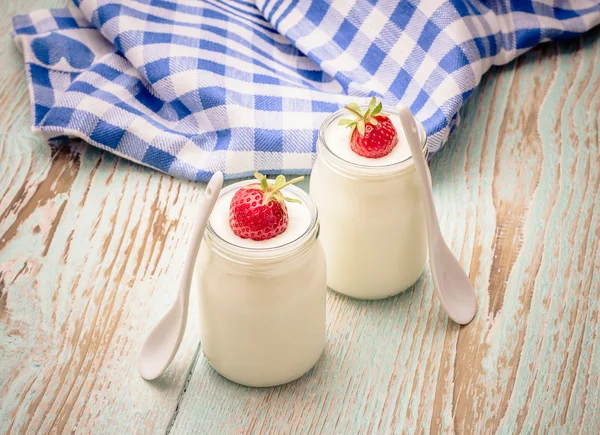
310,106,429,299
195,181,326,387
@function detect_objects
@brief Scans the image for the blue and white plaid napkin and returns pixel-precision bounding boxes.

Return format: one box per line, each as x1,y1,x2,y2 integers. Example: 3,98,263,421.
13,1,600,181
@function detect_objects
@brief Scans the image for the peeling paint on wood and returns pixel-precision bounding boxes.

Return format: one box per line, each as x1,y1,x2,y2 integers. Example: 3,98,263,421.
1,1,600,434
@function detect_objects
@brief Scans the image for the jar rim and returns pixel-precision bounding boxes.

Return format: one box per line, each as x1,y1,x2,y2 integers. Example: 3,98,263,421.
204,180,319,262
317,105,428,178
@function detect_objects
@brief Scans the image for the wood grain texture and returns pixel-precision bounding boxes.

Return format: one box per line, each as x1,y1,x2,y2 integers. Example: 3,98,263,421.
1,2,206,433
0,0,599,433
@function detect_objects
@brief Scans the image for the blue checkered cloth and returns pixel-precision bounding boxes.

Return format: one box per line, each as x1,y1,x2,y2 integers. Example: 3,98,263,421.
12,1,600,181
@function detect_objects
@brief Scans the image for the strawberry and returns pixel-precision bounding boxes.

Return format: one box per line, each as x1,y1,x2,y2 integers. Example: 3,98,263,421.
339,97,398,158
229,172,304,241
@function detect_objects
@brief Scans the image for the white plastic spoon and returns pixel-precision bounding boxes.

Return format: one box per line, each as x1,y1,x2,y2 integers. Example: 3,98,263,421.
139,171,224,380
397,106,476,325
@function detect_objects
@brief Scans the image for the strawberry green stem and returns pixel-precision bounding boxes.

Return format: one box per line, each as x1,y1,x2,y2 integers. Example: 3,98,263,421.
340,98,384,137
270,175,304,194
253,172,304,205
344,106,362,117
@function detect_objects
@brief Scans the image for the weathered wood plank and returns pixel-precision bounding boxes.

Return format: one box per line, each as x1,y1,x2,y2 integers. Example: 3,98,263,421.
0,2,205,433
0,137,209,434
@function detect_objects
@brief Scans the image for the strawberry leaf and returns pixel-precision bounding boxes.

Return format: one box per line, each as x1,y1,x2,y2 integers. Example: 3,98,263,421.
346,103,362,116
338,119,354,126
254,171,268,191
372,102,383,116
341,120,358,130
282,196,301,204
357,120,365,135
274,174,286,189
368,97,377,113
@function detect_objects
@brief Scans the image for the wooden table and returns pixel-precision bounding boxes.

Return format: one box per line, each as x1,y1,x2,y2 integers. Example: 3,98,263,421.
1,1,599,433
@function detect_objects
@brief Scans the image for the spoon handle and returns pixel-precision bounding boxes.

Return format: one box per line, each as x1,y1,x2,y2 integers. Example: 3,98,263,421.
138,171,224,380
178,172,225,312
397,106,476,325
397,106,441,245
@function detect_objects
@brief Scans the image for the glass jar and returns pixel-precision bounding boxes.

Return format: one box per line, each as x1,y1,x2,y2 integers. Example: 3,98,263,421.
309,106,429,299
195,181,326,387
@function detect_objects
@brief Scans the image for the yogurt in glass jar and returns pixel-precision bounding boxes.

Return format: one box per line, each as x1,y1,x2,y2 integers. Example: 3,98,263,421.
195,180,326,387
310,105,429,299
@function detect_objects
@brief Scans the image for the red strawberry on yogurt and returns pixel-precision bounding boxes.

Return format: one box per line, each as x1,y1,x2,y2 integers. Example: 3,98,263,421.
339,97,399,158
229,172,304,241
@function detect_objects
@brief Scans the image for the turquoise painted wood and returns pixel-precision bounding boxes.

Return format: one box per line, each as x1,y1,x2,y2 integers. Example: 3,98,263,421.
1,1,599,433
